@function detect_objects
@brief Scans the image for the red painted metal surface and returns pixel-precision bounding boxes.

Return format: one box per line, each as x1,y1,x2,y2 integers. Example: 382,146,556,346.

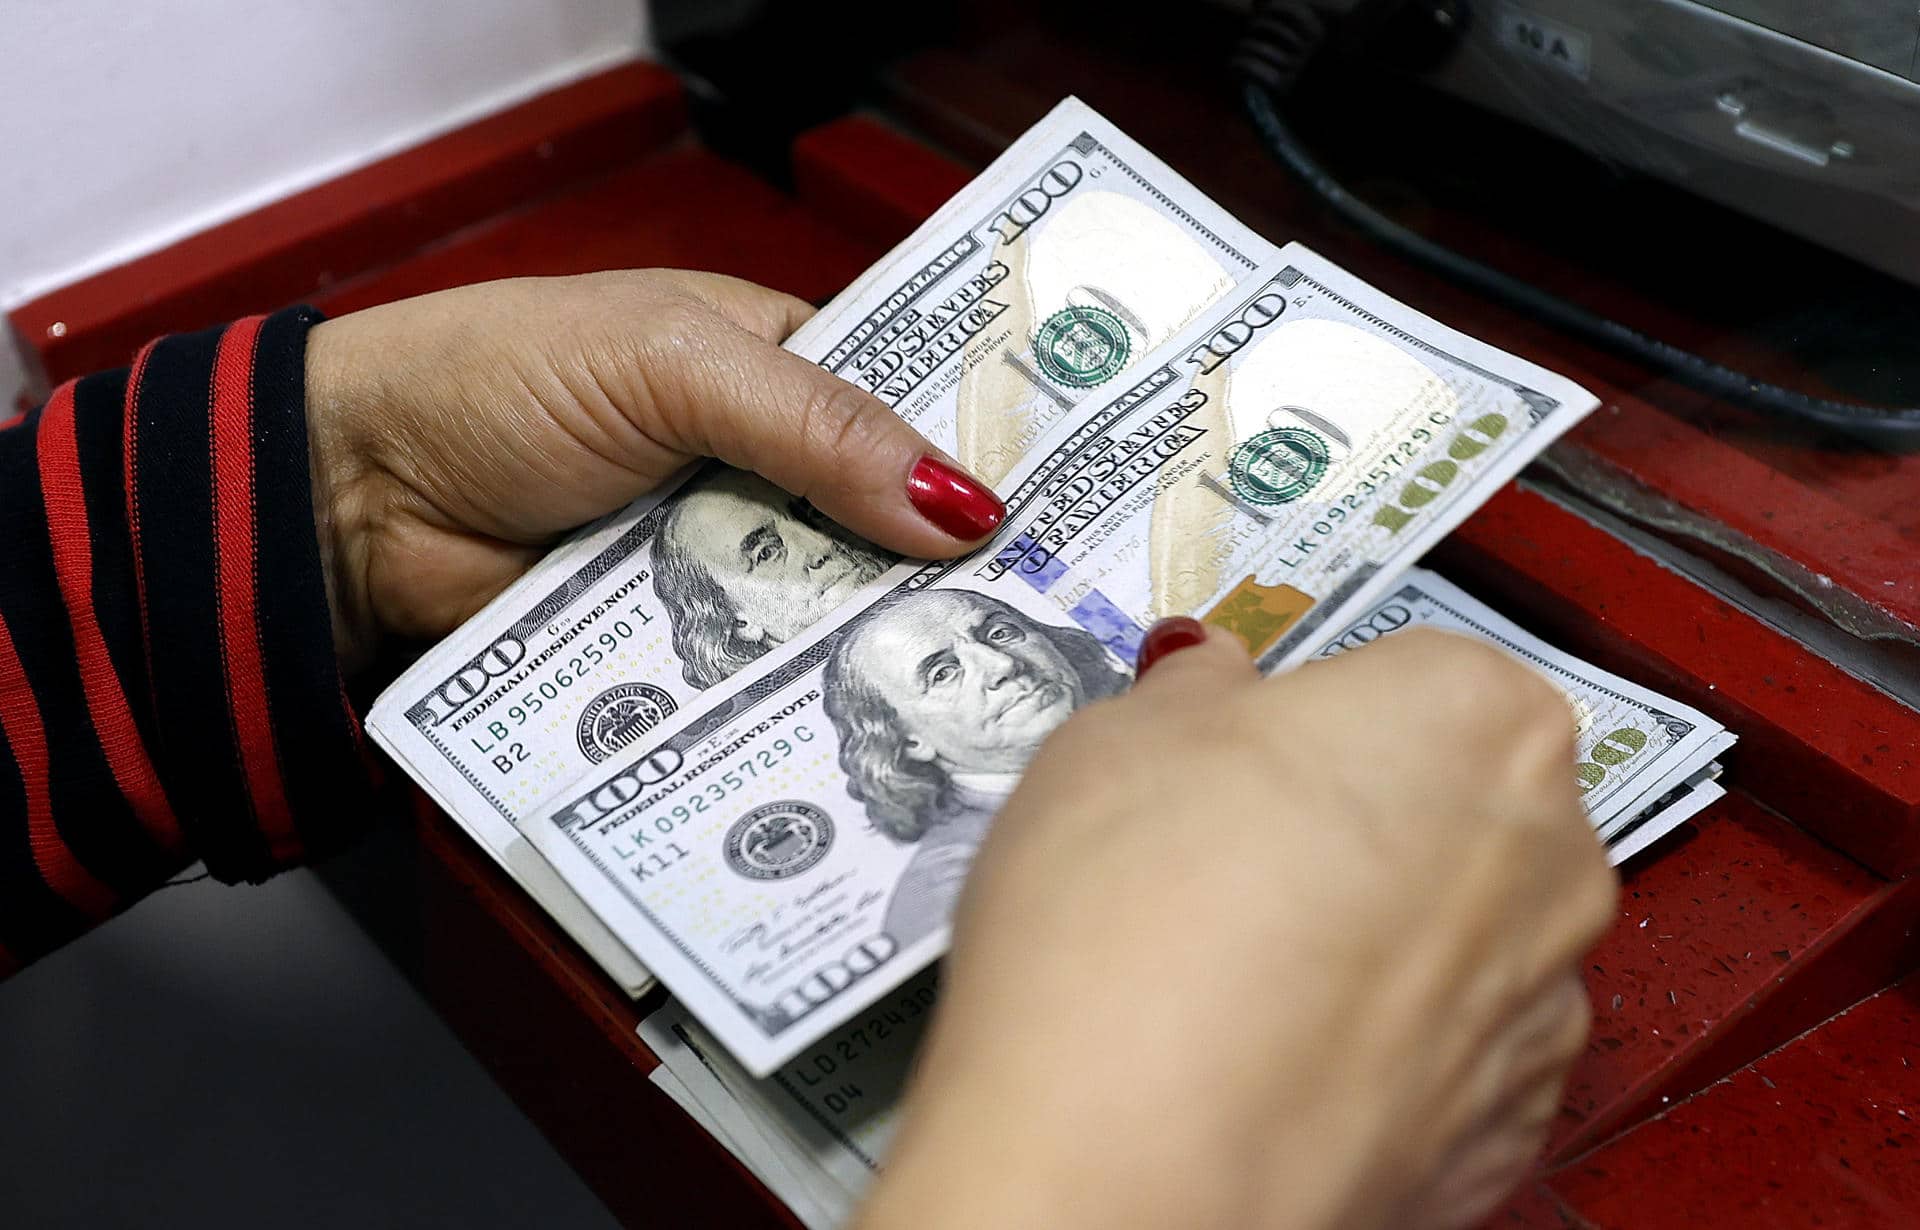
9,62,687,391
1720,421,1920,556
1557,405,1920,641
1547,792,1920,1161
1548,976,1920,1228
312,146,882,319
792,115,972,249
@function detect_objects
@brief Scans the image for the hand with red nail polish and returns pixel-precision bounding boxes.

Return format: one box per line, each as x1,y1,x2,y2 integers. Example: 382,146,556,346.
1135,615,1209,677
906,455,1005,541
304,270,1002,672
858,629,1617,1230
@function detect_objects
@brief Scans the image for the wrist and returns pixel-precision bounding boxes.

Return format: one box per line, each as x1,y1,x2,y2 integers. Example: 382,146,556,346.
852,1030,1246,1230
852,1102,1093,1230
860,1071,1395,1230
850,943,1413,1230
303,318,384,676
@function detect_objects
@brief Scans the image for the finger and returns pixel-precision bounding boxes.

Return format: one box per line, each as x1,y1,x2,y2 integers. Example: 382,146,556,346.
1130,621,1258,692
640,312,1005,559
1135,617,1209,677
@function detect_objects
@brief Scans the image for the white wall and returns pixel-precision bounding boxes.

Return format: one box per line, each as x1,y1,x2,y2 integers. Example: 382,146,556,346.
0,0,652,311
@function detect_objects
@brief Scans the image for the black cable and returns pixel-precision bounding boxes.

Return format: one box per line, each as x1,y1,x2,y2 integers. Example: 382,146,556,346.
1236,5,1920,448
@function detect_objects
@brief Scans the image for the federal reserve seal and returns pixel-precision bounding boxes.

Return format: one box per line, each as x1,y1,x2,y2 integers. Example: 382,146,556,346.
575,682,678,764
1228,427,1332,506
724,801,835,881
1033,305,1131,389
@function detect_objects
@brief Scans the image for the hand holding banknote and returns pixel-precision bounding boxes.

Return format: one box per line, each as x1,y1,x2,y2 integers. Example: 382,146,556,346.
857,627,1617,1230
303,270,1005,671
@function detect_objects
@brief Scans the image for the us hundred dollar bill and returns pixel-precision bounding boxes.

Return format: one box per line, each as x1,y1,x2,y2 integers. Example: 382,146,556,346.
522,243,1604,1074
638,583,1735,1229
783,97,1277,482
1317,568,1734,861
642,1005,854,1230
363,97,1275,990
640,968,938,1229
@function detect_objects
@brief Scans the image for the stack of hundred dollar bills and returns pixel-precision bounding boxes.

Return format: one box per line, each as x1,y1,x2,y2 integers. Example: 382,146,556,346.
636,575,1733,1229
367,96,1733,1161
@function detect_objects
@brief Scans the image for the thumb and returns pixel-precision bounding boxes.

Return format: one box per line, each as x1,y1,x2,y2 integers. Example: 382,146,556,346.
1131,618,1259,693
638,310,1005,559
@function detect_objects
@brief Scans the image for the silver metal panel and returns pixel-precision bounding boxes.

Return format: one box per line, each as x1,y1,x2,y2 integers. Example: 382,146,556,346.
1701,1,1918,78
1428,0,1920,285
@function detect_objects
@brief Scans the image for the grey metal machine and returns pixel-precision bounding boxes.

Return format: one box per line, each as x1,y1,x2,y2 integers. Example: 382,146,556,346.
1424,2,1920,285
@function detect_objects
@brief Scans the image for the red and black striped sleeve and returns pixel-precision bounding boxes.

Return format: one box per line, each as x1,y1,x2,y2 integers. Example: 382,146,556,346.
0,307,377,973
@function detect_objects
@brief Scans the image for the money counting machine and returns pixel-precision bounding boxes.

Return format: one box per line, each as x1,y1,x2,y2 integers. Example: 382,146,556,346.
11,3,1918,1225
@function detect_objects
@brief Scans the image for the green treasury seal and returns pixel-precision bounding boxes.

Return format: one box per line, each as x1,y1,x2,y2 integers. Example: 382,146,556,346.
1229,427,1332,506
1033,305,1131,389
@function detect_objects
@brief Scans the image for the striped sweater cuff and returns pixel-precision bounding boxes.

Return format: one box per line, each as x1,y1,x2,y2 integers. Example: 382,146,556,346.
125,307,376,883
0,307,376,968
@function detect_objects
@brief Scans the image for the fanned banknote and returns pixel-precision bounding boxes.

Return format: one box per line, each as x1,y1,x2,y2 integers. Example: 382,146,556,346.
365,97,1275,993
1316,569,1734,850
522,244,1609,1074
640,968,938,1230
639,577,1734,1228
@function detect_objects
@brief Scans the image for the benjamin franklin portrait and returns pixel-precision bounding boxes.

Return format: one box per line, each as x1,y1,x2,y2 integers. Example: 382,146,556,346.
652,467,892,689
821,590,1130,947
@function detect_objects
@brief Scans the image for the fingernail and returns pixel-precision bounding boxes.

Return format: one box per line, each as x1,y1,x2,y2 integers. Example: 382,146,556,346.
1136,617,1208,677
907,455,1005,541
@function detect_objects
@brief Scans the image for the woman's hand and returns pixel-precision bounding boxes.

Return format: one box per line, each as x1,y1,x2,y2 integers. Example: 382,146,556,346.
303,270,1001,671
860,627,1617,1230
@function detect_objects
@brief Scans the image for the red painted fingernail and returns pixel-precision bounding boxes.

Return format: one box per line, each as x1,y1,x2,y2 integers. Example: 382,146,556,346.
907,455,1005,541
1136,617,1208,677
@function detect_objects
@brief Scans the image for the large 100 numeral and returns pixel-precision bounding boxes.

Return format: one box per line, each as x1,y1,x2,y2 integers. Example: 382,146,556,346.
1370,412,1511,535
987,159,1083,245
1575,727,1648,794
